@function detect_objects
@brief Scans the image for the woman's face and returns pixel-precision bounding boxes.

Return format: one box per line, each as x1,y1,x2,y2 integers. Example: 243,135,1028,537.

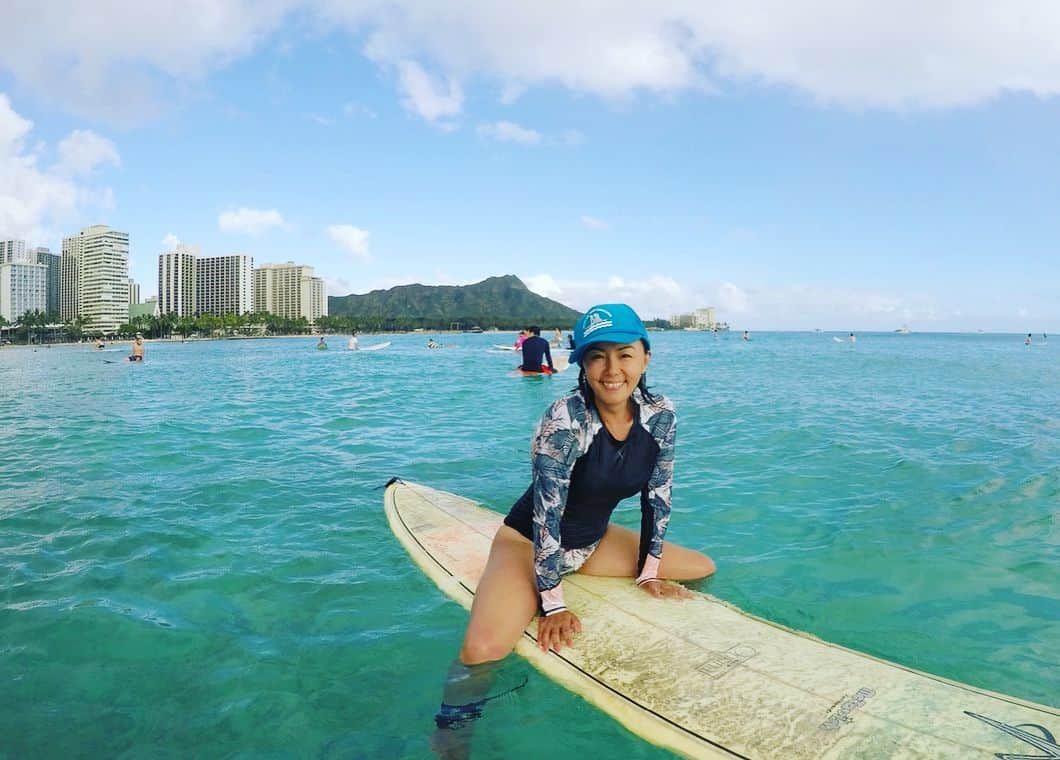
582,340,650,411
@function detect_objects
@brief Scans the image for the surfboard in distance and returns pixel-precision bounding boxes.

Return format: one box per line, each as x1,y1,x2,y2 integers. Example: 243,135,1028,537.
349,341,391,352
384,480,1058,759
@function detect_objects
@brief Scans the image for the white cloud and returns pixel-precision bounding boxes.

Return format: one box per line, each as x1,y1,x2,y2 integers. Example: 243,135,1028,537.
394,60,463,125
0,93,116,246
161,233,182,249
218,207,285,235
325,276,355,296
0,1,296,124
580,215,609,230
327,223,371,261
477,120,541,144
717,281,749,314
8,3,1060,123
56,130,121,175
524,272,690,319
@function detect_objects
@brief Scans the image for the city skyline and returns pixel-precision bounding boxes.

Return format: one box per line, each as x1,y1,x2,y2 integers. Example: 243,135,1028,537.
2,4,1060,331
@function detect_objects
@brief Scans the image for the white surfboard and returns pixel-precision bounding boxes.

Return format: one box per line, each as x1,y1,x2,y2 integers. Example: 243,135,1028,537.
355,341,391,352
384,480,1058,760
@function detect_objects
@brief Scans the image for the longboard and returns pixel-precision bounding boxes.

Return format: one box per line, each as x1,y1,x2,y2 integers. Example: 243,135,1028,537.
384,480,1059,759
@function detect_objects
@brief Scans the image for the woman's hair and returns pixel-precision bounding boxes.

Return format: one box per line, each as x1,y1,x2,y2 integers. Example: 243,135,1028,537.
574,338,657,405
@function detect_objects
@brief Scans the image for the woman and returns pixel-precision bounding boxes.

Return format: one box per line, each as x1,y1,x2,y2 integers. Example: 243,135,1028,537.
433,303,715,748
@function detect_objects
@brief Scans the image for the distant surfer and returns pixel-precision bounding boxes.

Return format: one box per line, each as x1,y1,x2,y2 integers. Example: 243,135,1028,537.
1025,333,1032,345
742,330,750,341
427,338,440,349
433,303,715,753
519,325,555,374
513,329,529,350
551,327,563,347
849,332,857,343
316,336,328,350
129,333,145,362
347,332,359,351
95,338,105,350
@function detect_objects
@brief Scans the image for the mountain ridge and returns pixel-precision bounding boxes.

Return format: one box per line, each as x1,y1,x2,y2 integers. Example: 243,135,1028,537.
327,275,581,330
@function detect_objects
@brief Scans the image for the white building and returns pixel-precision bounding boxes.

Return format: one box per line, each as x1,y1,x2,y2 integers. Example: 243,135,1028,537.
0,261,48,322
693,307,716,330
61,225,130,333
196,254,253,316
128,278,140,306
253,262,326,323
0,239,27,264
158,245,199,317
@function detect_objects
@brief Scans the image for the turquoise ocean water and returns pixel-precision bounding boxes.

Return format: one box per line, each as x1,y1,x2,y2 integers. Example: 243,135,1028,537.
1,332,1057,758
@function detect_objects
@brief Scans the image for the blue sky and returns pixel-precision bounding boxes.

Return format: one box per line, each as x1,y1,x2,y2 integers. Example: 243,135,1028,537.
2,2,1059,331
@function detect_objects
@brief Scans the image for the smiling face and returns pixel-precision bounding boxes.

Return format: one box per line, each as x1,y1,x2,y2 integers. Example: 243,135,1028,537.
581,340,651,414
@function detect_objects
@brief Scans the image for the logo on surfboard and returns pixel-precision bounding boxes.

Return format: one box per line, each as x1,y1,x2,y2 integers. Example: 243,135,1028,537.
965,711,1060,759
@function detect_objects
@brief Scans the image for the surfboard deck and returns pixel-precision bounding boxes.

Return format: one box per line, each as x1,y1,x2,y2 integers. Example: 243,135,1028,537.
384,480,1058,760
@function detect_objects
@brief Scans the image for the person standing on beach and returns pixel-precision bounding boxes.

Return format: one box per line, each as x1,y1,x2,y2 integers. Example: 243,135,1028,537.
431,303,714,757
129,333,145,362
519,326,555,373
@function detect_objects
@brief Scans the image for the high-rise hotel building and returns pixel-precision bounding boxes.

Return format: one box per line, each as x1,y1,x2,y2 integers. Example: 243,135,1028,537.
61,225,130,332
158,246,253,317
158,245,198,317
0,261,48,322
253,262,326,323
196,255,253,316
33,247,60,314
0,239,26,264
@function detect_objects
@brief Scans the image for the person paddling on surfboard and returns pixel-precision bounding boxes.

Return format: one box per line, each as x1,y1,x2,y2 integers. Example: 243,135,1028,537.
129,333,145,362
518,325,555,374
433,303,715,754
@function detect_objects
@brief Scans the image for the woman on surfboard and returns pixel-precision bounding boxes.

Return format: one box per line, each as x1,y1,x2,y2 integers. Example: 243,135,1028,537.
433,302,715,751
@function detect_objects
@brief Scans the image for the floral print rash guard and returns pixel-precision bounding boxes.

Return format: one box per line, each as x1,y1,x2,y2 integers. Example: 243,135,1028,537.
503,388,676,616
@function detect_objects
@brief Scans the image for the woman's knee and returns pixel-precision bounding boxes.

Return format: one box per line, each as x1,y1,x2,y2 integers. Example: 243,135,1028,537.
691,552,716,579
459,633,515,666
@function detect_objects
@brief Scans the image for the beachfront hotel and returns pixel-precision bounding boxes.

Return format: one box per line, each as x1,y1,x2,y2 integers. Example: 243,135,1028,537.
0,239,26,264
33,248,60,314
0,260,48,322
0,240,59,319
196,254,253,316
61,225,130,333
158,245,199,317
158,247,254,318
253,262,326,323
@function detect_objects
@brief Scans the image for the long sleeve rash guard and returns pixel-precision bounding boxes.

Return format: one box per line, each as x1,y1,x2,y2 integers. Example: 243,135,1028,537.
503,388,676,616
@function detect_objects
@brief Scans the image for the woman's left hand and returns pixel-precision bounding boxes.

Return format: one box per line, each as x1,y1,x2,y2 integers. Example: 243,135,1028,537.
639,579,693,599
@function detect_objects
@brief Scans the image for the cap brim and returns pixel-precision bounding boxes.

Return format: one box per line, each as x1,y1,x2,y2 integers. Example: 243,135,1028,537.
569,331,649,365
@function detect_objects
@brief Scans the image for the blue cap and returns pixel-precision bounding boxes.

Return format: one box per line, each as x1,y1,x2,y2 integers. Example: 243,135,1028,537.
569,303,650,365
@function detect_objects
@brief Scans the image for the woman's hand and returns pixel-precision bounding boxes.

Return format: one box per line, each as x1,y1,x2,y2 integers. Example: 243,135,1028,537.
537,610,582,653
639,579,694,600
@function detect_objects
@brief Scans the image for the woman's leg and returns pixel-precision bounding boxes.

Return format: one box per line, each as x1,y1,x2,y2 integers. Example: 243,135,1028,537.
577,523,716,580
460,525,540,664
433,526,539,758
